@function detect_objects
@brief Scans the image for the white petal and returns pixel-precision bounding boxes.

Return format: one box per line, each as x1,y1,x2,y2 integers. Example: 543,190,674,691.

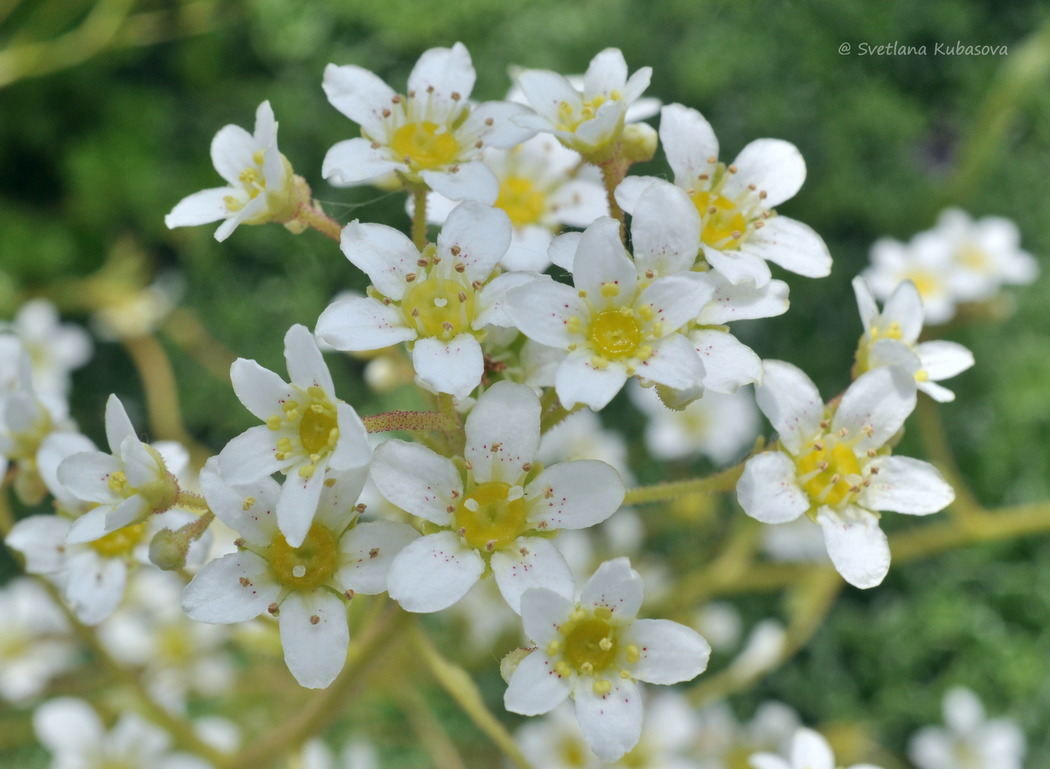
412,334,484,400
725,139,806,208
851,276,880,332
64,554,127,624
57,451,122,504
198,458,280,543
322,63,398,137
279,590,349,689
211,124,256,185
506,279,584,349
336,520,420,594
791,728,835,769
555,351,628,411
339,220,418,300
574,676,644,763
329,402,373,472
316,296,415,352
164,187,231,229
520,586,574,645
630,181,701,276
182,552,279,623
371,439,460,524
833,366,916,452
491,538,575,613
465,381,540,484
584,48,628,95
386,531,484,612
408,43,476,114
230,358,293,422
33,697,104,755
741,216,831,279
422,162,499,205
464,101,537,148
104,394,137,454
817,506,891,589
624,618,711,684
756,360,824,454
475,271,542,329
503,649,571,716
5,515,70,573
437,201,511,281
580,557,642,619
526,460,624,530
218,425,286,484
284,324,334,394
661,103,720,184
573,218,636,305
276,468,327,548
916,340,974,381
635,333,706,391
698,273,789,324
737,451,809,524
859,456,954,515
706,246,772,287
321,138,400,187
881,280,925,342
693,329,762,393
639,274,714,332
613,174,661,215
516,70,581,122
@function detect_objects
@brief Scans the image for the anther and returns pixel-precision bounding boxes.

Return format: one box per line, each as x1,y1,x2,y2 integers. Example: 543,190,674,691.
454,262,466,273
382,108,391,118
458,292,467,303
451,245,461,256
451,91,461,100
239,577,250,587
267,602,279,615
728,164,738,173
310,614,320,625
405,272,417,282
369,547,380,559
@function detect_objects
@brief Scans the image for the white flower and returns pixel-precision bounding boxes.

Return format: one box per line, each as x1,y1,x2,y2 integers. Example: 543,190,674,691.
370,381,625,613
505,214,713,411
421,133,608,271
165,101,301,242
217,324,372,548
629,381,759,464
852,276,974,402
299,737,379,769
315,202,521,401
0,299,92,396
0,337,77,505
864,232,958,325
513,48,655,158
322,43,533,203
182,460,417,688
908,687,1026,769
97,569,235,709
8,430,207,625
0,578,77,702
34,697,214,769
749,726,883,769
57,394,182,544
516,692,702,769
504,558,710,763
617,104,831,286
933,208,1038,303
736,360,954,588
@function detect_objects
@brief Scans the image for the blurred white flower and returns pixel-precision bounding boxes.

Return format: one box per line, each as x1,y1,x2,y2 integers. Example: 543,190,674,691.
0,578,77,702
908,686,1026,769
0,299,92,396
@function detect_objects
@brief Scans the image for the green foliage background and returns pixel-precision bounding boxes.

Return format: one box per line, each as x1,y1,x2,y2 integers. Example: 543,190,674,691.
1,0,1048,767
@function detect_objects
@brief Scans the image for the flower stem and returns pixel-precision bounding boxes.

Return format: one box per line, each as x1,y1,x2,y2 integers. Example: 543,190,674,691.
411,186,429,250
362,409,460,434
410,623,537,769
623,461,745,506
296,202,343,242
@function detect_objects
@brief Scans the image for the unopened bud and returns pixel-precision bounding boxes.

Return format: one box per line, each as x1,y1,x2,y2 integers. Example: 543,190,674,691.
621,123,658,165
148,528,188,571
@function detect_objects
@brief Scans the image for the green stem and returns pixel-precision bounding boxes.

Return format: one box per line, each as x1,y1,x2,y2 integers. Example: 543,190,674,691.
410,623,537,769
362,409,459,434
597,157,628,244
295,202,343,242
221,602,408,769
411,186,429,250
623,461,745,506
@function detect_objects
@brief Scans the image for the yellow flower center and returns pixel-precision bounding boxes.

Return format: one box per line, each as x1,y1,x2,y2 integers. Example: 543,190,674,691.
299,403,338,456
495,176,546,227
956,244,992,273
90,522,149,558
902,269,941,301
401,274,476,340
588,308,643,359
692,190,748,250
268,522,340,590
796,439,864,508
854,320,904,375
455,481,528,551
391,121,460,170
562,616,619,673
267,386,341,471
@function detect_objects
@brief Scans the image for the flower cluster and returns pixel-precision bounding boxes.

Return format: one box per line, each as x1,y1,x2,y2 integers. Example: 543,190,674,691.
3,40,1034,769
